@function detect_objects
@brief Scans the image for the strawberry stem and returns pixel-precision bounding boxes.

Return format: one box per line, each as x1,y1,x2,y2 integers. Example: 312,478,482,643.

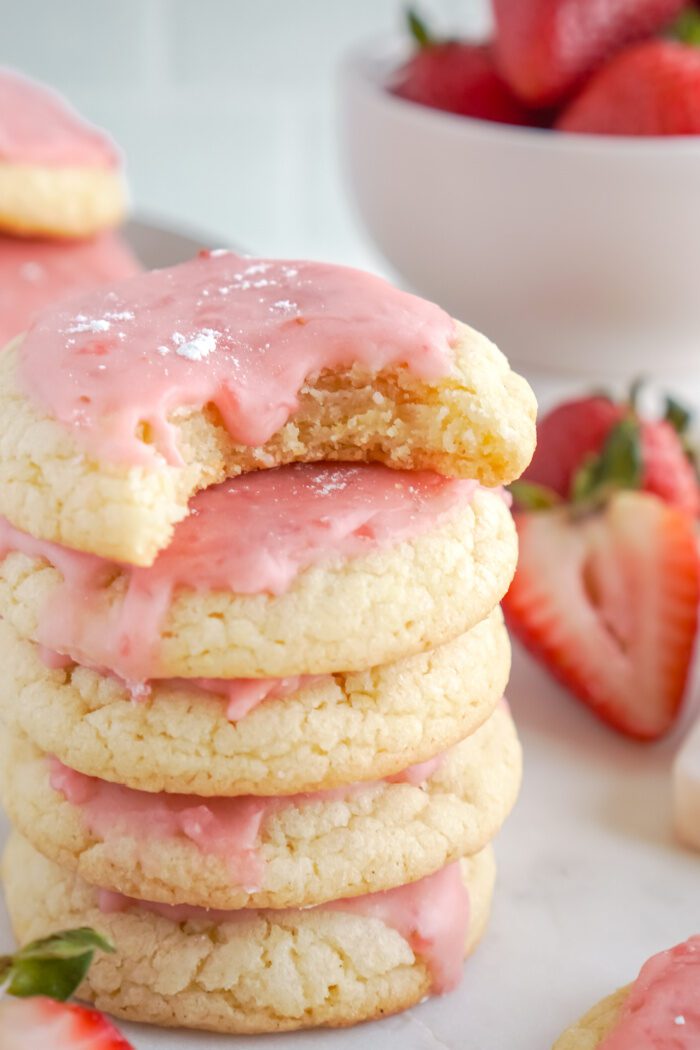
406,8,434,48
509,480,561,510
665,395,692,436
571,417,642,507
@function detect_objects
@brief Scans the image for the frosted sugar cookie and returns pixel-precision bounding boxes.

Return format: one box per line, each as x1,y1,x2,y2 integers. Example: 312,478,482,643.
0,232,140,346
0,607,509,795
2,832,495,1033
0,704,520,909
553,937,700,1049
0,251,536,563
0,68,126,238
0,464,516,677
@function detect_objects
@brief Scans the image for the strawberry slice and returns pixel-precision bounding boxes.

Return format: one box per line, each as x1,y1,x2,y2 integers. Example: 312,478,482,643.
504,493,699,739
492,0,686,105
0,996,133,1050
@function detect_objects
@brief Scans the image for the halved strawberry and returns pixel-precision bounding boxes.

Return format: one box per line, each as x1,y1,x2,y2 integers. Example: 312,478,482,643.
504,492,699,739
0,996,133,1050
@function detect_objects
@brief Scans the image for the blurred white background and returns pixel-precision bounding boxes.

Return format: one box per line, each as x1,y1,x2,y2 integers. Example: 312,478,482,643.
0,0,488,264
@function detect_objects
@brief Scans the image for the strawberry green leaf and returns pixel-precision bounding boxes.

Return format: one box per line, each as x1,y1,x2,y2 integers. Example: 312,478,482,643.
6,955,94,1002
14,928,114,963
1,927,114,1002
669,7,700,46
571,417,642,506
406,8,434,48
509,480,561,510
665,395,692,436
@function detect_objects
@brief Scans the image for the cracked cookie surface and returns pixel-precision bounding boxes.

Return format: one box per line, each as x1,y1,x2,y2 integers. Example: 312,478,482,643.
2,833,495,1033
0,608,509,795
0,321,535,564
553,989,628,1049
0,704,520,909
0,487,516,676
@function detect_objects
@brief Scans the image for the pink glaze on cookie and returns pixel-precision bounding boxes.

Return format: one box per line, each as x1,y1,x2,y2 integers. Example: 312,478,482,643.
37,641,325,722
0,463,477,680
0,68,119,168
160,674,326,721
598,937,700,1049
49,748,448,890
18,251,456,466
98,861,469,994
0,234,140,346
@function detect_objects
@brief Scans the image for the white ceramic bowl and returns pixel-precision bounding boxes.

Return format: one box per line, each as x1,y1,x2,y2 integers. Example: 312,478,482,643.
340,38,700,382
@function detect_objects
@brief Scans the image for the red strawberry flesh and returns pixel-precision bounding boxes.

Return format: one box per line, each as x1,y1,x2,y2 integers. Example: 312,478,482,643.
504,493,699,739
0,996,133,1050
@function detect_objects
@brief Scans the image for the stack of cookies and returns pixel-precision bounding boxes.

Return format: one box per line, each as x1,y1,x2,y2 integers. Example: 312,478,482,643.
0,251,536,1034
0,67,138,347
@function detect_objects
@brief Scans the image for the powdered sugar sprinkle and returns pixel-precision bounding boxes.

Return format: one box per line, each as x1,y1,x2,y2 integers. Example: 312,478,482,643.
158,328,220,361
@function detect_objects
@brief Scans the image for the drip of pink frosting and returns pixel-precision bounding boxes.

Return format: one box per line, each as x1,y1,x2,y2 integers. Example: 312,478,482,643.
98,860,469,994
0,463,476,680
18,251,456,466
386,751,445,786
49,748,447,892
37,641,325,722
0,234,140,347
598,937,700,1049
160,674,326,721
0,68,119,168
50,758,266,890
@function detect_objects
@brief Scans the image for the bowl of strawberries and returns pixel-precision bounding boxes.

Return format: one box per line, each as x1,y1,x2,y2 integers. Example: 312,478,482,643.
340,1,700,380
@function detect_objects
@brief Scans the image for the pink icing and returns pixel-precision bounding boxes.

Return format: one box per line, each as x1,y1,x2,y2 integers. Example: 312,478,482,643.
0,234,140,347
18,251,456,466
598,937,700,1049
0,463,476,680
37,641,325,722
49,748,448,891
387,751,445,786
98,861,469,994
50,758,266,890
163,674,326,721
37,646,74,671
0,68,119,168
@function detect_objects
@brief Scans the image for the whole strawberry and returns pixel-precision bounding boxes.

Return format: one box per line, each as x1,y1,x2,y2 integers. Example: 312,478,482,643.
523,391,700,516
492,0,686,105
392,9,534,125
557,38,700,134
